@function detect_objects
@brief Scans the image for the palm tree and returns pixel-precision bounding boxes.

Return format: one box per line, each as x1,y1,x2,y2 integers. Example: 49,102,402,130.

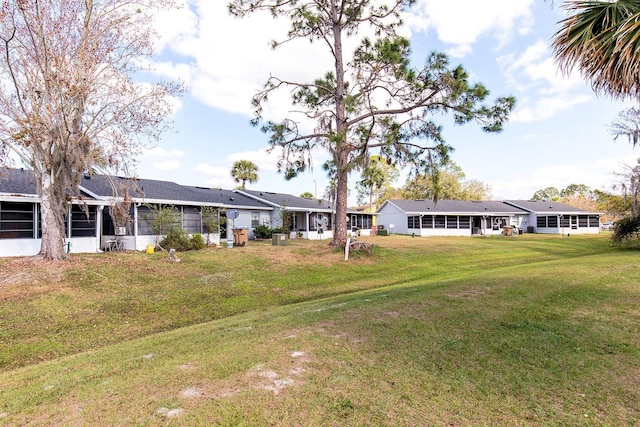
230,160,258,189
552,0,640,99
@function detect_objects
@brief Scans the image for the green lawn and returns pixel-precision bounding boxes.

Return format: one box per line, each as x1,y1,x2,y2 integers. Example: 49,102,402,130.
1,234,638,425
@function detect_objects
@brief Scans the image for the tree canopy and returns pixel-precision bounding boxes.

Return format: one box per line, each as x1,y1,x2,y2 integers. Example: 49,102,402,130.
355,156,399,207
402,163,491,201
229,0,515,246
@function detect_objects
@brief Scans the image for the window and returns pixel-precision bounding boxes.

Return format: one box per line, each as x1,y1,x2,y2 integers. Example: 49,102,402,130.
183,207,201,233
578,215,588,227
137,205,180,235
360,215,372,229
537,216,547,228
421,215,433,229
0,202,36,239
251,212,259,228
559,216,570,228
446,216,458,229
458,216,470,229
70,204,97,237
588,216,599,227
548,216,558,228
407,215,418,229
137,205,156,235
434,215,446,229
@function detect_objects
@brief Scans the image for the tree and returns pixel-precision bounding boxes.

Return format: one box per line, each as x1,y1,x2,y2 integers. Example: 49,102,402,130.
230,160,259,189
0,0,180,260
377,186,404,205
611,107,640,148
460,179,492,201
532,187,561,201
201,206,222,245
403,170,462,200
552,0,640,99
355,156,399,208
560,183,594,199
401,163,490,201
614,158,640,217
300,192,314,199
229,0,515,247
593,189,627,219
145,204,180,248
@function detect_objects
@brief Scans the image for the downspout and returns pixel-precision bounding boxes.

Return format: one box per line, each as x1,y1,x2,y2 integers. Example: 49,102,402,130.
134,203,140,251
97,205,104,252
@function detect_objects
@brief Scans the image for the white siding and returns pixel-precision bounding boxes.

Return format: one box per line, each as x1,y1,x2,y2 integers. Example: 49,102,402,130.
376,203,409,234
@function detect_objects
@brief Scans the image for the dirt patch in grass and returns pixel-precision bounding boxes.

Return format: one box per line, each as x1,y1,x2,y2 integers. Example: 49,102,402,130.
0,257,83,300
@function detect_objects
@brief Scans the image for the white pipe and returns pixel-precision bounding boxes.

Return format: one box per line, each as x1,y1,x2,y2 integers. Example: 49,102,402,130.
344,237,351,261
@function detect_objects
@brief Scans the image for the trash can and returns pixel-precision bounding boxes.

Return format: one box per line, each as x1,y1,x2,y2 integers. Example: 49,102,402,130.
272,233,288,246
233,228,248,246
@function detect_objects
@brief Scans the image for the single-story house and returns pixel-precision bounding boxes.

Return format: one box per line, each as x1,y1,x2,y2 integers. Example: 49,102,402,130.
377,199,529,236
236,190,376,239
376,199,602,236
503,199,601,235
0,168,272,257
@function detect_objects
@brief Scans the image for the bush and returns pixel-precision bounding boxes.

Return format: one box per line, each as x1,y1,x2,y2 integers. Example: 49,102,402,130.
253,224,272,239
190,233,205,250
612,215,640,246
160,228,206,251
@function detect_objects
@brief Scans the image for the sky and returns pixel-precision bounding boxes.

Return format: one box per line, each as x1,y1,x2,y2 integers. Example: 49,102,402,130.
136,0,639,205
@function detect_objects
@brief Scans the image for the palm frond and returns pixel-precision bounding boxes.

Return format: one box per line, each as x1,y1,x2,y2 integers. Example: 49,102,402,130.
552,0,640,99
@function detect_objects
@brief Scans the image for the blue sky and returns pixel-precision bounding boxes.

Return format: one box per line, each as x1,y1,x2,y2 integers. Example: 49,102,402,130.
138,0,638,205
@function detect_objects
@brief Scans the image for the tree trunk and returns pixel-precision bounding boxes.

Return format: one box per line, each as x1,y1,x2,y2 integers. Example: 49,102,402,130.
38,171,68,260
330,0,348,247
331,150,350,247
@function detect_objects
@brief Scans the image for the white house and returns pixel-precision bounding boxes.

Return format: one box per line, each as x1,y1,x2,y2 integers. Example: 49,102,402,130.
504,200,601,235
236,189,376,240
377,199,530,236
0,168,273,257
376,199,601,236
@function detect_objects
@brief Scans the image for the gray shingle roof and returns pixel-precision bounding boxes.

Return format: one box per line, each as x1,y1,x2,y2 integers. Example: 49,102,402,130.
504,199,588,213
80,174,270,208
0,168,38,196
385,199,528,214
238,189,335,211
1,168,270,209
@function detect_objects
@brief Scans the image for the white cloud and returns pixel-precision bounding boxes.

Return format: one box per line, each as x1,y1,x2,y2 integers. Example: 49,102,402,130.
490,158,635,200
511,93,591,123
149,1,338,120
154,160,180,170
195,163,235,188
498,41,594,122
152,0,198,53
228,149,279,173
407,0,535,57
145,147,184,158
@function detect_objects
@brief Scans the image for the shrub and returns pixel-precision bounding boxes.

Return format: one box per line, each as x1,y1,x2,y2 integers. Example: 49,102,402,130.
189,233,205,250
612,215,640,246
253,224,272,239
160,228,205,251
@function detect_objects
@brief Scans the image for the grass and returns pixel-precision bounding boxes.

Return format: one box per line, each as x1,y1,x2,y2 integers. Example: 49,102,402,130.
0,234,639,425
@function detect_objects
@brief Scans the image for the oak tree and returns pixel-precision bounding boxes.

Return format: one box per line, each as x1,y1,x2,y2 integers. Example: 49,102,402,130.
0,0,180,260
